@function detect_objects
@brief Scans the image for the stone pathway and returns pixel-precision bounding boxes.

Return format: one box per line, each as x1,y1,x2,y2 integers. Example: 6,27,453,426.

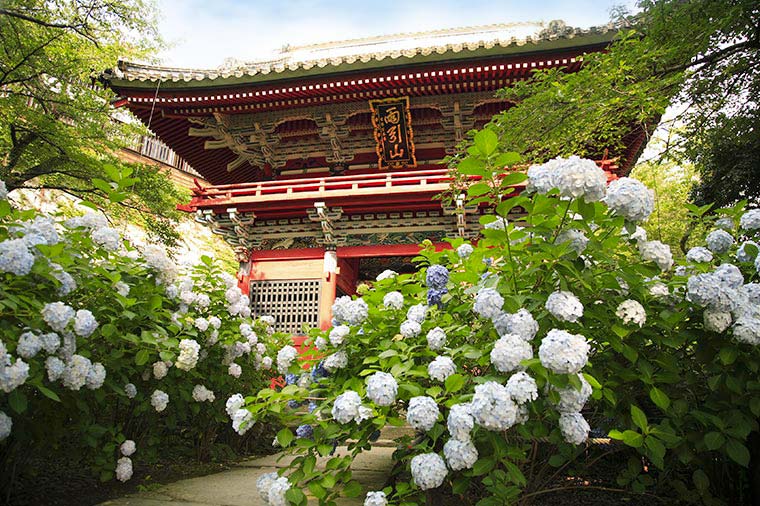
100,445,396,506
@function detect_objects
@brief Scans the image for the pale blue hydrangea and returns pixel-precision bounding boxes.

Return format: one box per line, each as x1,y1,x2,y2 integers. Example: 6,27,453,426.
17,332,42,359
552,156,607,202
18,216,59,247
706,229,734,254
559,412,590,445
426,327,447,351
736,241,758,263
74,309,98,337
605,177,654,222
715,217,735,231
639,240,674,271
0,411,11,441
490,334,533,373
735,284,760,320
364,491,388,506
400,320,422,338
447,403,474,441
554,373,592,413
92,227,121,251
256,472,279,503
484,217,507,230
427,356,456,382
232,408,253,435
0,239,35,276
687,265,741,312
545,291,584,323
0,180,7,200
505,371,538,404
295,424,313,439
85,362,106,389
151,389,169,412
383,291,404,310
426,265,449,289
686,247,713,263
65,211,108,230
473,288,504,319
406,396,440,431
50,263,77,296
526,161,557,194
538,329,590,374
42,302,75,332
443,438,478,471
323,350,347,372
492,308,538,341
406,303,427,323
45,356,65,382
714,264,743,289
740,209,760,230
376,269,398,281
366,371,398,406
457,243,474,259
124,383,137,399
470,381,518,431
733,318,760,345
276,345,298,374
332,390,363,424
0,356,29,393
329,325,350,347
556,228,588,254
410,453,448,490
62,354,91,390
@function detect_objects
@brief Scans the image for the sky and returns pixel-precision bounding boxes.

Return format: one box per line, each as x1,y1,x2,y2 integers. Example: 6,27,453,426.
155,0,637,68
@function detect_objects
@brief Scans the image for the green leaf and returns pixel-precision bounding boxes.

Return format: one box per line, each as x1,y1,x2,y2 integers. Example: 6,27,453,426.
500,172,527,187
725,439,750,467
493,151,521,167
37,385,61,402
308,481,326,499
8,390,27,414
474,129,498,157
472,457,496,476
343,480,363,497
276,428,294,448
468,183,491,197
135,349,150,366
621,430,644,448
458,157,488,176
631,405,648,432
719,347,738,365
649,387,670,411
321,474,336,489
445,373,465,393
692,469,710,493
285,487,307,506
704,432,725,451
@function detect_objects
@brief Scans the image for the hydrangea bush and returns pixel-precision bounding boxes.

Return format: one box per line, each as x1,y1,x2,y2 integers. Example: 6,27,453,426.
241,130,760,505
0,195,283,485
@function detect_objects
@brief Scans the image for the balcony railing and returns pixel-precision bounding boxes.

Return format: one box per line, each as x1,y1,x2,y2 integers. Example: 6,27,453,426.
128,135,201,177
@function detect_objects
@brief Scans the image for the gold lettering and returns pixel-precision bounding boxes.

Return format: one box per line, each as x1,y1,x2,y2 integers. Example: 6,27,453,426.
384,107,400,125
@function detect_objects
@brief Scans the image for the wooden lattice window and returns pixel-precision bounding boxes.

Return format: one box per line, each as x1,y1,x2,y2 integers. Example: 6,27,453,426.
249,279,321,335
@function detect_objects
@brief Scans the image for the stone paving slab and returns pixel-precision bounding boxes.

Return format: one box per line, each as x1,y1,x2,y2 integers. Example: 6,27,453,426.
100,447,394,506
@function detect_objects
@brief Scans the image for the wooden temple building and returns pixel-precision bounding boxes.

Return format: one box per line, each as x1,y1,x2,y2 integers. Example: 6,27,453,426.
104,21,644,334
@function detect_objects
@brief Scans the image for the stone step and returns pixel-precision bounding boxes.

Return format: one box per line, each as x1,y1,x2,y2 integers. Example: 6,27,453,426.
379,424,416,440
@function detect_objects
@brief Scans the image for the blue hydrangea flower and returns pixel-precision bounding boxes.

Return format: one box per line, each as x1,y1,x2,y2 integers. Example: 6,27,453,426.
295,424,314,439
285,373,298,385
287,400,301,409
427,288,448,307
426,265,449,290
308,401,318,413
310,361,329,381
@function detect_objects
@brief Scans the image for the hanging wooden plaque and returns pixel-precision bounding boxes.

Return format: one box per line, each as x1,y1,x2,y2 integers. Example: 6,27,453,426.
369,96,417,169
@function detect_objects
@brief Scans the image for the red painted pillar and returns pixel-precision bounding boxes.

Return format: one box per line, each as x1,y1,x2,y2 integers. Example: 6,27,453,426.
318,250,338,330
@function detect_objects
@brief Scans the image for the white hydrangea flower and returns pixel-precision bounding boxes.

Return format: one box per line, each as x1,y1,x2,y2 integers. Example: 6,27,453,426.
206,316,221,330
538,329,590,374
192,384,215,402
556,229,589,254
267,476,291,506
649,282,669,298
41,302,75,332
526,160,557,194
0,357,29,393
120,440,136,457
490,334,533,373
142,244,178,285
0,239,35,276
85,362,106,389
65,211,108,230
545,291,584,323
256,472,278,503
470,381,518,431
559,412,590,445
364,491,388,506
232,408,254,435
554,374,592,413
733,318,760,345
630,226,648,242
410,453,448,490
616,300,646,327
457,243,474,259
704,309,732,333
426,327,447,351
124,383,137,399
376,269,398,281
62,354,91,390
406,304,427,323
194,317,209,332
45,356,65,382
276,345,298,374
484,216,507,230
639,240,674,271
314,336,327,351
74,309,98,337
505,371,538,404
17,216,59,247
176,339,200,371
225,286,242,305
715,217,735,230
261,356,273,370
428,356,456,382
153,361,168,380
552,156,607,202
332,390,362,424
736,241,758,263
740,209,760,230
0,411,11,441
0,180,7,200
383,291,404,310
115,456,133,482
180,290,197,306
400,320,422,338
225,393,245,418
323,350,348,372
605,177,654,222
115,281,130,297
366,371,398,406
38,332,59,354
687,247,713,263
443,438,478,471
447,403,474,441
260,315,276,327
329,325,350,347
151,389,169,412
332,296,369,325
92,227,121,251
228,363,242,378
194,293,211,310
493,309,539,341
50,264,76,296
406,396,440,431
17,332,42,359
473,288,504,319
706,229,734,254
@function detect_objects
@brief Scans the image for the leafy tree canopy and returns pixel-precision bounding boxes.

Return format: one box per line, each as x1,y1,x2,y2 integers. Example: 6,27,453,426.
0,0,187,245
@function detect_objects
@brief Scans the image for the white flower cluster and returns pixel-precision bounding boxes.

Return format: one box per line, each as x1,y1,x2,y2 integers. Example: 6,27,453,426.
559,412,590,445
176,339,200,371
192,384,215,402
331,296,369,325
323,350,348,372
376,269,398,281
0,238,35,276
687,247,713,263
505,372,538,404
86,362,106,390
687,264,743,312
225,393,245,417
276,345,298,374
704,309,732,333
605,177,654,222
17,216,59,247
74,309,98,337
329,325,350,347
400,320,422,338
364,491,388,506
473,288,504,319
45,357,64,382
142,244,178,285
17,332,41,359
615,299,646,327
92,227,121,251
231,408,253,435
0,343,29,393
406,396,440,431
407,304,427,323
151,389,169,412
124,383,137,399
736,241,758,263
428,356,456,382
443,438,478,471
120,440,136,457
538,329,590,374
706,229,734,254
529,156,607,202
639,240,674,271
493,308,538,340
556,228,589,254
332,390,372,424
61,354,91,390
228,363,242,377
0,411,12,441
490,334,532,373
447,403,474,441
50,263,77,296
554,374,592,413
65,211,107,230
42,302,75,332
366,371,398,406
383,291,404,310
740,209,760,230
410,453,448,490
153,361,169,379
457,243,474,259
470,381,517,431
0,179,6,200
545,291,584,323
115,456,133,482
426,327,447,351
